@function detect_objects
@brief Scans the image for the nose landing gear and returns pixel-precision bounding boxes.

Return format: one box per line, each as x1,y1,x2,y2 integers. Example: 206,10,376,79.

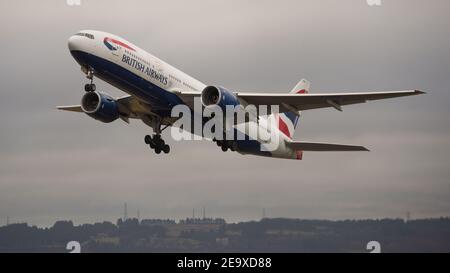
84,68,96,92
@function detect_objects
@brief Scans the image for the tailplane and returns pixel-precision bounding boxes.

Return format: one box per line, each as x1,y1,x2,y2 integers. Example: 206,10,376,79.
286,141,369,152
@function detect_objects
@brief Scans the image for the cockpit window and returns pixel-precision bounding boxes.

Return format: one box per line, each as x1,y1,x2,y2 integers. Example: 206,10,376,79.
75,32,95,39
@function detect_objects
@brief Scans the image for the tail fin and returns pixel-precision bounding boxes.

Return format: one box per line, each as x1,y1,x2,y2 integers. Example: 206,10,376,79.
277,79,311,140
290,79,311,94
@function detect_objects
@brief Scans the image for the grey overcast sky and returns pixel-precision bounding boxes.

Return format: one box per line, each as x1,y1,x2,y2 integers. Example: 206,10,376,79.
0,0,449,227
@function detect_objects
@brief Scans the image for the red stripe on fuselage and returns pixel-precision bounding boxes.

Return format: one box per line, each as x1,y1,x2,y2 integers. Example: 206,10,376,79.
106,37,135,51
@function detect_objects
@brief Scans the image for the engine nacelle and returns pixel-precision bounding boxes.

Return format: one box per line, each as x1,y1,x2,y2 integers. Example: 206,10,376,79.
81,92,120,123
201,86,240,110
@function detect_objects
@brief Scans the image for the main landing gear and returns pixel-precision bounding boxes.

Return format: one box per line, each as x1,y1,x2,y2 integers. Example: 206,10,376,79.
84,68,96,92
144,117,170,154
213,138,236,152
145,134,170,154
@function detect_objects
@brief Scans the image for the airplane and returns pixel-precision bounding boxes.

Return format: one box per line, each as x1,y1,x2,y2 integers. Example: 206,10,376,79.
58,30,424,160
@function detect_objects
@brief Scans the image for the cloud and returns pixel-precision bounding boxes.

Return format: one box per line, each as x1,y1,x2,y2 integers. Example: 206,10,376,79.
0,0,449,227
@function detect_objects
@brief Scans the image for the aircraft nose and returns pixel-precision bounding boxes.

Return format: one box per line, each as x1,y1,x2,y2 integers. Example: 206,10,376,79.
68,35,83,52
68,35,90,66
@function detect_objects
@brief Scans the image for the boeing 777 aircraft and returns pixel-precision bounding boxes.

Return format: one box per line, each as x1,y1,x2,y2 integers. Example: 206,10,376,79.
58,30,424,160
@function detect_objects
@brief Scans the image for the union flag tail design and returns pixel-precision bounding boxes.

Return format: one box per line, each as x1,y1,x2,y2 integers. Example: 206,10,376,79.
277,79,310,139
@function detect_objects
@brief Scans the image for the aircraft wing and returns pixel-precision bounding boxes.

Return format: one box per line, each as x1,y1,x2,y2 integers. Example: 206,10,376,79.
175,89,424,112
114,95,153,119
286,141,369,151
56,105,83,112
57,95,153,122
236,90,425,112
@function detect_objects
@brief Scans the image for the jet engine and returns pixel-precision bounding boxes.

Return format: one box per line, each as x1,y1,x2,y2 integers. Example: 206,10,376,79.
81,92,120,123
201,86,240,110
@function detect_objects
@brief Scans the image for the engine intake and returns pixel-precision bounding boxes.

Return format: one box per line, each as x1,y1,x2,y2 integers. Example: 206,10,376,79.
201,86,240,110
81,92,120,123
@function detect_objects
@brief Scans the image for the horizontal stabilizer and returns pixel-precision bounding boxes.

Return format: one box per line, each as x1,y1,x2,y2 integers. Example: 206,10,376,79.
287,141,369,152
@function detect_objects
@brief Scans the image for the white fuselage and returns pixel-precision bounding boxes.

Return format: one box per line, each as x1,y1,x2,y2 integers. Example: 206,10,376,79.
68,30,299,159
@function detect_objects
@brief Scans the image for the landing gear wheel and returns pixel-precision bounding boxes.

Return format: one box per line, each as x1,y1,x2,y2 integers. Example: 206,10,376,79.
227,141,236,152
84,68,96,92
145,132,170,154
145,135,156,149
144,135,152,144
153,136,164,147
145,117,172,155
163,145,170,154
221,145,228,152
84,83,96,92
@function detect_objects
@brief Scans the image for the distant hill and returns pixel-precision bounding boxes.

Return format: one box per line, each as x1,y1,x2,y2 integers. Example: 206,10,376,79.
0,217,449,253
